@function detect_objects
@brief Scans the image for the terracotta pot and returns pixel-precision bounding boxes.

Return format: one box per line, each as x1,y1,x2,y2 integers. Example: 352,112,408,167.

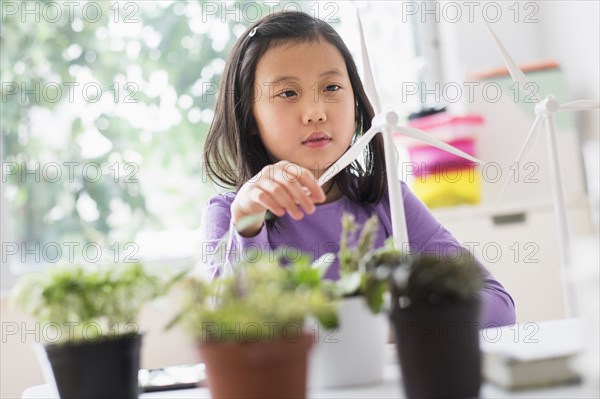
308,296,387,388
198,332,314,399
390,301,481,399
44,333,142,399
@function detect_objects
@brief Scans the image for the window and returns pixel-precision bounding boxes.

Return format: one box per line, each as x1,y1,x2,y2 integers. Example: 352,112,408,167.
1,1,419,283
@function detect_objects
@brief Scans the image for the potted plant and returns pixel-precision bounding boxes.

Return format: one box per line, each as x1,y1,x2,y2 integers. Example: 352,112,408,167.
364,241,484,398
308,213,390,389
168,249,338,399
13,262,183,399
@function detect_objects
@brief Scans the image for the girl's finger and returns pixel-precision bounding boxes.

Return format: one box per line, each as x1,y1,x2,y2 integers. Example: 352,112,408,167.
283,179,316,215
267,168,316,215
276,162,325,203
259,180,304,220
250,188,285,217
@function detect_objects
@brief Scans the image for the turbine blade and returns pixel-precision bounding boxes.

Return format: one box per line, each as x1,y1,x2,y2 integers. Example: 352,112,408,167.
486,22,540,102
395,126,485,165
558,100,600,111
317,125,381,186
494,116,542,208
357,10,381,114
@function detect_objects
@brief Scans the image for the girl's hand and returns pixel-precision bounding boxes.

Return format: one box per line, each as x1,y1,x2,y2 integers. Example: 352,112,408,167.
231,161,326,237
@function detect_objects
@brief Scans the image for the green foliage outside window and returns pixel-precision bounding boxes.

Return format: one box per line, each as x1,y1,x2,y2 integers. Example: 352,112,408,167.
2,1,292,265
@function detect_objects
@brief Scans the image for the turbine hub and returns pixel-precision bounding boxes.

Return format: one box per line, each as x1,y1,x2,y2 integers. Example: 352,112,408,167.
386,111,398,126
535,95,560,115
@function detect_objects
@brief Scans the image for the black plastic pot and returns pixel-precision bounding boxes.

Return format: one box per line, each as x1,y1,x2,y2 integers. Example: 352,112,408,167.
44,333,142,399
390,301,481,399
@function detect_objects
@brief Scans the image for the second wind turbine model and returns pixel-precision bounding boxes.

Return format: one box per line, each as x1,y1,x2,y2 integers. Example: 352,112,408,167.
486,23,599,316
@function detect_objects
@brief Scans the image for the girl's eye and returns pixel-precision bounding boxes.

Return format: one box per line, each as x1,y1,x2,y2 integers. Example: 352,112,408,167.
325,84,340,92
278,90,297,98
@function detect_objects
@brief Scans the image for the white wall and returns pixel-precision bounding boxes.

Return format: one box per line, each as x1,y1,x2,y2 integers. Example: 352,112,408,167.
438,0,599,141
540,1,600,141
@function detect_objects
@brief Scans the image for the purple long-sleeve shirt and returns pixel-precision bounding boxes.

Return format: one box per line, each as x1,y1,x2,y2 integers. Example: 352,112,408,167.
200,181,516,328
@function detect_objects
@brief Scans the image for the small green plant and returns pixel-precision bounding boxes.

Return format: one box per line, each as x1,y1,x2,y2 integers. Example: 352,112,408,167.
363,240,484,309
168,249,338,343
338,213,379,277
401,250,483,306
335,212,390,313
13,262,184,343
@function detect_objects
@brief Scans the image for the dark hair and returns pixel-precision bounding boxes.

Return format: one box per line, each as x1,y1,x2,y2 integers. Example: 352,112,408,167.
203,11,387,206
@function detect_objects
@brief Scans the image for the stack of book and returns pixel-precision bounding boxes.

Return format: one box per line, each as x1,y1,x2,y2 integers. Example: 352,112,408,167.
480,318,583,389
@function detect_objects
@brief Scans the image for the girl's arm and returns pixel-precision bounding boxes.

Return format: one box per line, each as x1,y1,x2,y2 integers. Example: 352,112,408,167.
200,192,271,280
201,162,325,278
395,182,517,328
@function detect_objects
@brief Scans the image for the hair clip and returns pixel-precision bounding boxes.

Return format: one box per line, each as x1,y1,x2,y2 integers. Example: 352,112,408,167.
249,27,258,37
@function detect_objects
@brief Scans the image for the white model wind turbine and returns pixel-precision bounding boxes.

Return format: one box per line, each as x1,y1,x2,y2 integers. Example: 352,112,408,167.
487,23,599,269
486,23,599,317
318,11,484,251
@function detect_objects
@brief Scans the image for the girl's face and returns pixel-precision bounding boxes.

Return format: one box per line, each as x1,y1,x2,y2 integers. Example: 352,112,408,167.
252,38,355,180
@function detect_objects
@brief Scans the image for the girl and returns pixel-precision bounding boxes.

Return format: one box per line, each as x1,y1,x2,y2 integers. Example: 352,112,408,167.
201,11,515,328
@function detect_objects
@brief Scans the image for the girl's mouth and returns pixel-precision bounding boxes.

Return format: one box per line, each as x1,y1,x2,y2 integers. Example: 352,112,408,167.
302,137,332,148
302,131,332,148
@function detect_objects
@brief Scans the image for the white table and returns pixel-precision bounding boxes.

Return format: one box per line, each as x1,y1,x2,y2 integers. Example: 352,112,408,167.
23,319,598,398
22,363,592,399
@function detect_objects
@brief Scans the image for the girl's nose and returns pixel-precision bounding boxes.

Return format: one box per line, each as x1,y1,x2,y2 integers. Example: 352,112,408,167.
302,96,327,125
303,105,327,125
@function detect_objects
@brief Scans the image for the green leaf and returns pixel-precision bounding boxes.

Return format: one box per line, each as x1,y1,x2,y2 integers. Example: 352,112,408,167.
363,277,388,314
